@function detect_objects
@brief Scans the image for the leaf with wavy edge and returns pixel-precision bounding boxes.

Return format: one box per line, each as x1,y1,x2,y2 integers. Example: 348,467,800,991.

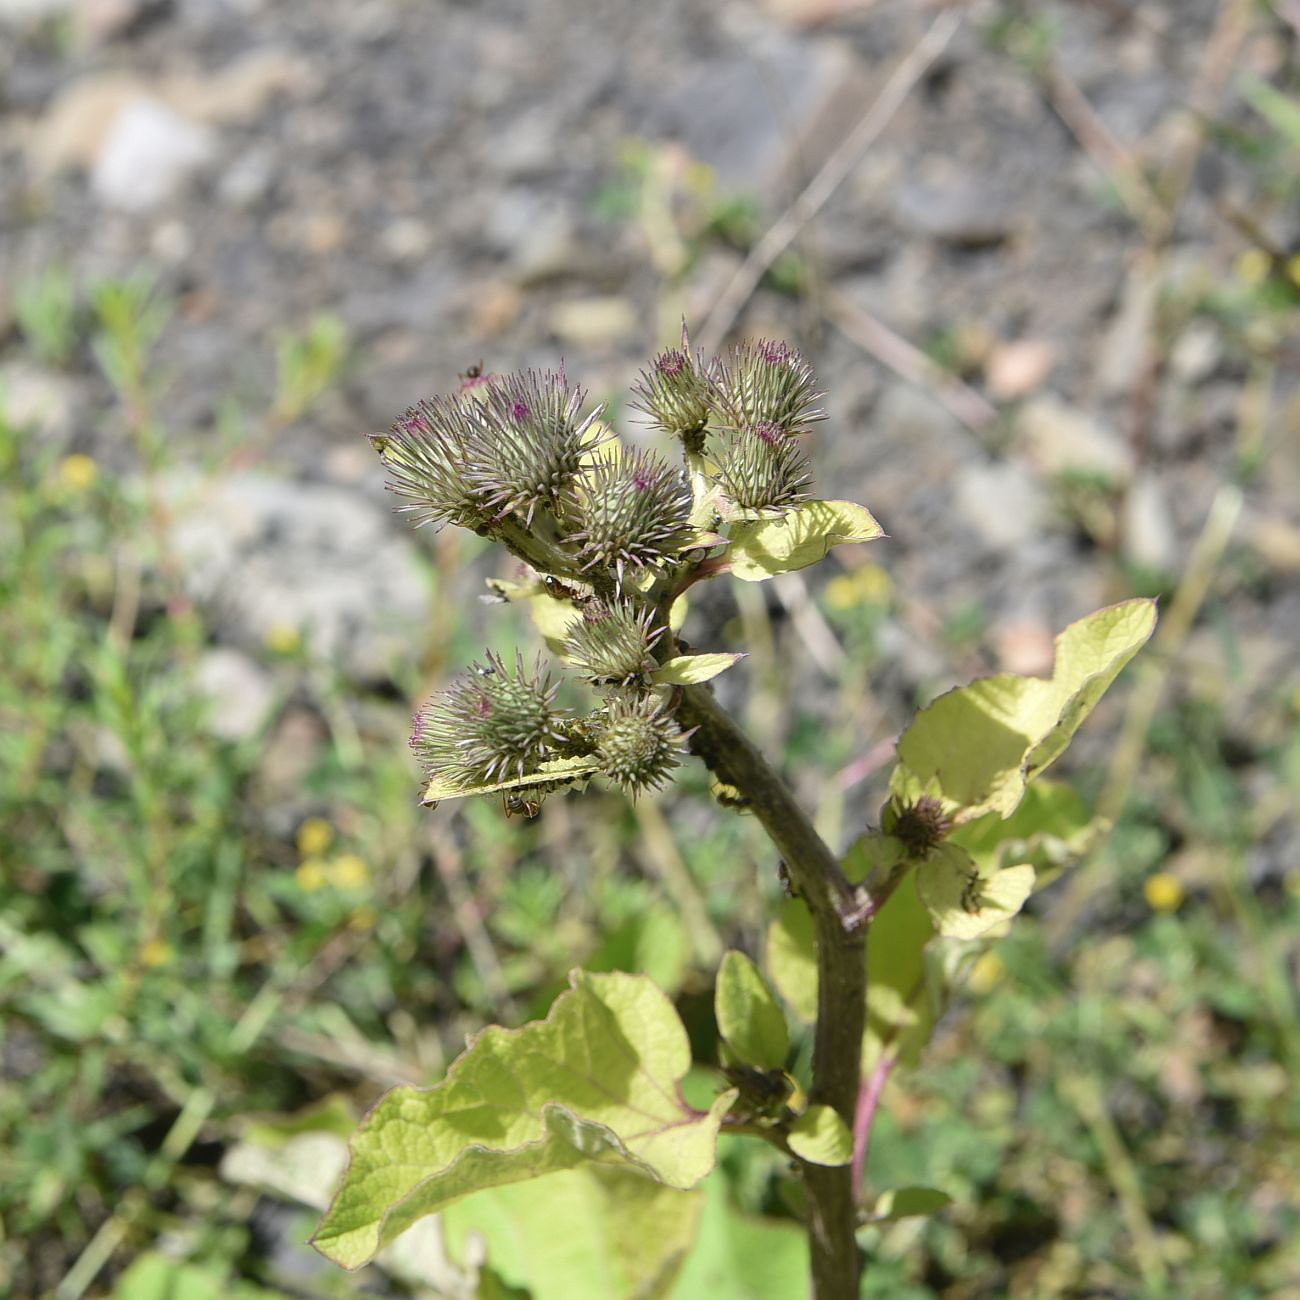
727,500,883,582
653,653,746,686
891,600,1156,821
313,970,734,1270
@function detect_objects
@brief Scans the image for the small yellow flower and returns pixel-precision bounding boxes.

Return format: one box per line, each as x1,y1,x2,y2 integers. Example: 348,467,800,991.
684,160,716,196
296,817,334,858
1287,254,1300,289
265,623,301,655
56,454,98,492
968,950,1005,995
139,937,173,968
295,858,327,891
823,564,893,614
348,904,378,931
1234,248,1271,287
1144,872,1184,912
328,853,370,890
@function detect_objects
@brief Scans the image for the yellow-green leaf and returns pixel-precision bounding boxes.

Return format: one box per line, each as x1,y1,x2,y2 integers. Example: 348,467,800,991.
891,600,1156,821
653,653,746,686
786,1105,853,1167
727,500,883,582
667,1169,810,1299
715,950,789,1071
312,971,733,1269
765,899,817,1024
914,847,1035,940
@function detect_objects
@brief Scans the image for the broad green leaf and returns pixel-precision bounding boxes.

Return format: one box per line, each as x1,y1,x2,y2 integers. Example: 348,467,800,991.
765,899,817,1024
421,754,602,807
653,652,745,686
313,970,733,1269
786,1105,853,1166
441,1167,702,1300
914,847,1035,940
867,1186,953,1223
950,778,1099,880
727,500,883,582
668,1170,810,1300
891,600,1156,820
715,950,789,1071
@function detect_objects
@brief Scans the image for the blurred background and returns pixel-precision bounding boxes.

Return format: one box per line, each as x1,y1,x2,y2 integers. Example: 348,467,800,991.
2,0,1299,1296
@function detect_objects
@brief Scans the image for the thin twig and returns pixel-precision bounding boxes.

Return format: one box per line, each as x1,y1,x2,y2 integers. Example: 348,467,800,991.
698,8,963,356
1061,1074,1167,1293
634,795,725,966
1041,61,1167,236
428,823,521,1023
824,288,998,434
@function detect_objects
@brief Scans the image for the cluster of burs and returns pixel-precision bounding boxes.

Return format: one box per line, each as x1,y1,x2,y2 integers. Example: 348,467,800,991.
379,329,826,810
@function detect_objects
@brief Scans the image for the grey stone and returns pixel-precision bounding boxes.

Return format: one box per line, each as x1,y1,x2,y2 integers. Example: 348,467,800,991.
91,96,216,211
1096,268,1157,397
954,461,1049,551
166,472,429,682
217,145,277,208
0,361,74,440
193,648,278,742
1018,396,1135,483
1170,320,1223,386
891,175,1014,247
1121,472,1179,574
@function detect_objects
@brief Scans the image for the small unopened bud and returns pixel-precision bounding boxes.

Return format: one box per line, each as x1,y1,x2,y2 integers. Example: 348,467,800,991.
564,601,665,685
708,338,825,434
632,328,713,437
715,421,812,513
884,795,952,858
411,651,567,787
596,693,687,798
381,396,487,530
466,368,605,525
570,449,694,587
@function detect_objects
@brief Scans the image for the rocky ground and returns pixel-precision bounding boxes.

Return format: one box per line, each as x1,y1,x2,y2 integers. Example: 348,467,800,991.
3,0,1300,1292
4,0,1296,741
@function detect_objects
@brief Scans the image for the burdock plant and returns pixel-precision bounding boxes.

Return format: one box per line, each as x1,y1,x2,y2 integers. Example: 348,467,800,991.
315,327,1157,1298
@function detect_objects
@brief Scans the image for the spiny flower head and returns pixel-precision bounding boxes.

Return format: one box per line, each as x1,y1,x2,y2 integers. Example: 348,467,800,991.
707,338,825,434
569,448,694,587
884,795,953,858
411,651,566,787
596,693,687,798
714,421,813,514
563,601,665,685
631,326,713,437
466,368,605,525
380,395,486,530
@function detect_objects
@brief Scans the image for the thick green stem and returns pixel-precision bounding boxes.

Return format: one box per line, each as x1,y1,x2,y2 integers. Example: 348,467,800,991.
677,683,866,1299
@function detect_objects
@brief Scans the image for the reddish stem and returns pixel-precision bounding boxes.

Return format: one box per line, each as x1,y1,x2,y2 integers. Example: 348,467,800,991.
851,1052,896,1202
